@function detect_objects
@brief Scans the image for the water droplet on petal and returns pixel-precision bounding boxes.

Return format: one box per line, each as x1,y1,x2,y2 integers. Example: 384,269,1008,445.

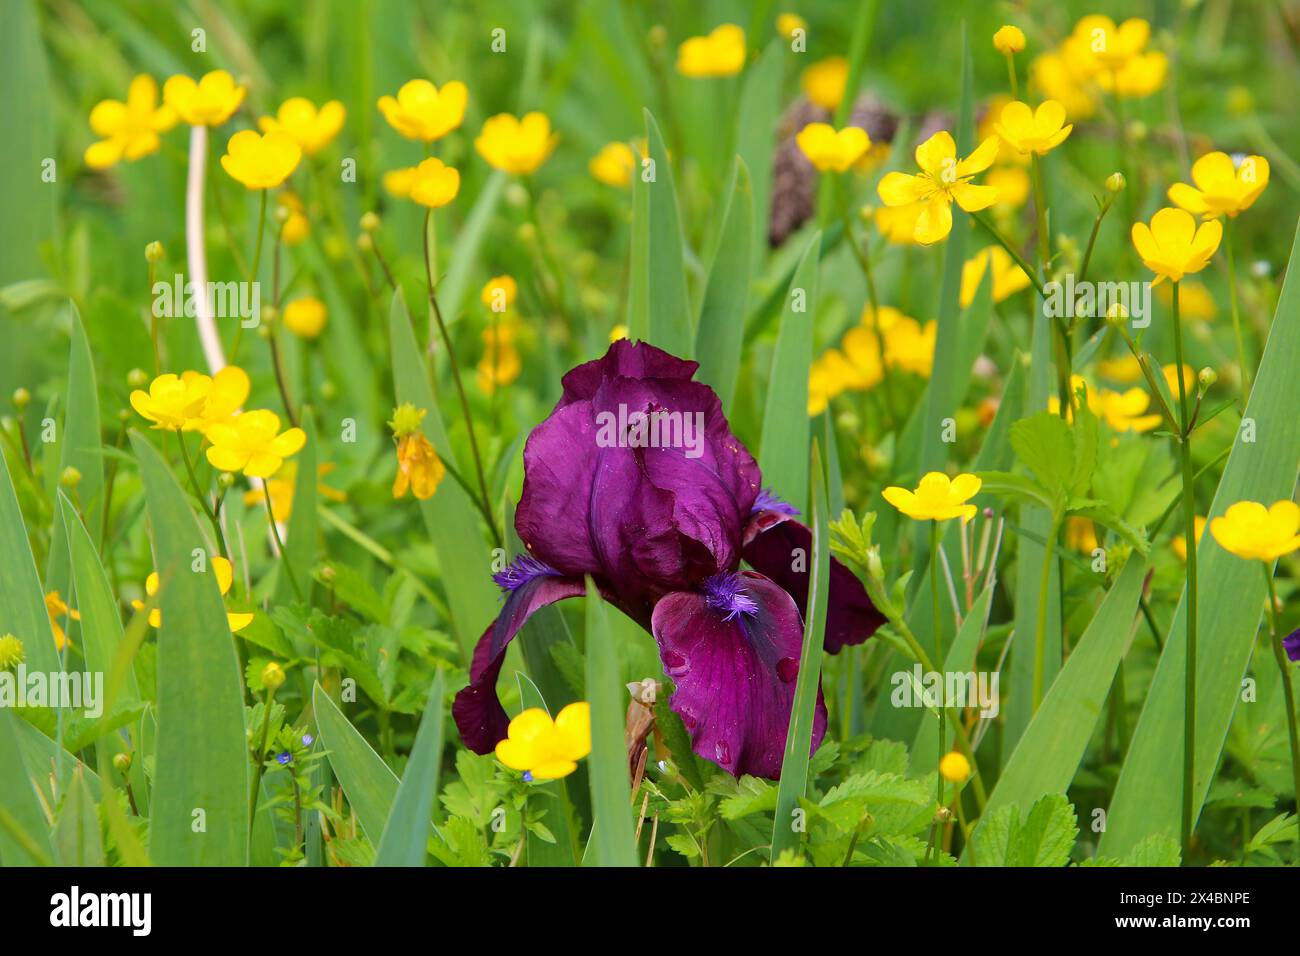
715,741,731,766
777,657,799,682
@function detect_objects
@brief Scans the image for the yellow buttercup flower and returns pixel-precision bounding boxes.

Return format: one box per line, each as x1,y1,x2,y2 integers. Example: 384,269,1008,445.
131,555,253,632
872,203,925,245
406,157,460,208
986,165,1031,208
495,702,592,780
242,461,345,523
960,245,1032,307
475,112,558,175
839,330,884,388
589,141,637,188
382,166,418,198
806,346,873,415
1210,501,1300,562
84,75,177,169
1029,45,1096,121
1172,516,1206,562
1131,208,1222,284
883,472,982,523
939,750,971,783
800,56,849,110
994,99,1073,156
282,297,327,339
676,24,746,78
776,13,806,40
129,366,249,433
1168,151,1269,219
205,409,306,478
220,130,302,190
882,316,936,377
377,79,468,142
795,123,870,173
477,322,523,394
45,591,81,652
259,97,346,154
278,193,310,245
993,25,1026,55
163,70,245,127
389,404,445,500
1097,353,1143,384
1071,15,1151,71
481,275,517,312
1066,517,1099,553
1049,374,1160,433
876,131,1000,245
1096,51,1167,98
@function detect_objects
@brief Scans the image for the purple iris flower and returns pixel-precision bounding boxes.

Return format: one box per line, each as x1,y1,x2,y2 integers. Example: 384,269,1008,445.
1285,627,1300,663
452,341,885,779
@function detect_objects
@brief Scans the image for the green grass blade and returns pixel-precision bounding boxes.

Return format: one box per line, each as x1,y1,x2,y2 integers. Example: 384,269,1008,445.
375,669,446,866
771,441,831,862
0,445,58,673
978,556,1146,830
313,681,399,846
583,577,637,866
694,158,753,414
59,302,104,542
275,414,317,605
441,171,506,327
639,109,692,357
388,288,499,662
0,708,56,866
0,0,54,287
59,494,138,702
759,230,821,513
132,432,248,865
1100,220,1300,855
52,765,104,867
734,39,782,264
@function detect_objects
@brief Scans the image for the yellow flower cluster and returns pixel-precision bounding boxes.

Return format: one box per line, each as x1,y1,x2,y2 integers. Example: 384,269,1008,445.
808,306,935,415
389,403,446,501
1049,374,1161,433
1029,16,1167,119
131,555,253,633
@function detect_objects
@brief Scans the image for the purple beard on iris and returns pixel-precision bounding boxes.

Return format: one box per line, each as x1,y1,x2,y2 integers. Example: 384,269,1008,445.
451,340,886,779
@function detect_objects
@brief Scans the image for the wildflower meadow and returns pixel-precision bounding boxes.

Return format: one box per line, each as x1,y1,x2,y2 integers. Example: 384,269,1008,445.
3,0,1300,904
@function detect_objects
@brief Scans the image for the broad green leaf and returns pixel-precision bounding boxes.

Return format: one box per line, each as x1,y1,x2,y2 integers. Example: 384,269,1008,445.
976,556,1146,834
0,0,54,288
758,231,821,513
1009,412,1074,506
694,158,753,414
313,681,399,846
0,708,56,866
634,110,692,357
1100,221,1300,855
388,288,499,662
973,793,1078,867
734,39,782,264
133,433,248,866
59,494,139,703
375,670,446,866
771,442,830,861
0,445,59,673
583,578,637,867
976,470,1056,511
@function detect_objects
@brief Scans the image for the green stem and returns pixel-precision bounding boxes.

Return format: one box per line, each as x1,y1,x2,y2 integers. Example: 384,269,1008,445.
1170,281,1199,858
264,481,305,603
422,209,502,550
1223,217,1251,405
175,431,228,559
838,179,899,428
1263,568,1300,835
1004,53,1019,100
229,189,269,364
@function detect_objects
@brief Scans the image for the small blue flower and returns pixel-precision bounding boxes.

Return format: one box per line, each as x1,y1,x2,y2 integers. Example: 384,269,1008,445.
302,733,315,746
522,771,534,783
276,751,292,766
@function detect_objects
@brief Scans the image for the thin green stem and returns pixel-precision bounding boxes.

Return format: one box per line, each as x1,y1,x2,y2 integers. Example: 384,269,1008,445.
1223,217,1251,405
970,211,1046,298
229,189,269,364
1263,568,1300,835
264,481,305,603
175,431,228,559
1004,53,1019,99
422,209,502,549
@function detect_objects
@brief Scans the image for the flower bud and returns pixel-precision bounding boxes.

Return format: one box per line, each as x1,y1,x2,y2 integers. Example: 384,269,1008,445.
127,368,149,389
273,204,291,225
1125,120,1147,143
865,546,885,583
145,241,164,264
320,565,336,582
60,466,82,488
504,182,529,209
112,752,132,773
516,221,537,244
1105,172,1126,193
1226,86,1254,117
0,633,24,670
992,25,1026,54
360,211,381,233
648,24,668,48
939,750,971,782
356,233,374,253
1105,302,1129,327
218,471,235,488
261,661,286,692
11,387,30,409
1197,367,1217,390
